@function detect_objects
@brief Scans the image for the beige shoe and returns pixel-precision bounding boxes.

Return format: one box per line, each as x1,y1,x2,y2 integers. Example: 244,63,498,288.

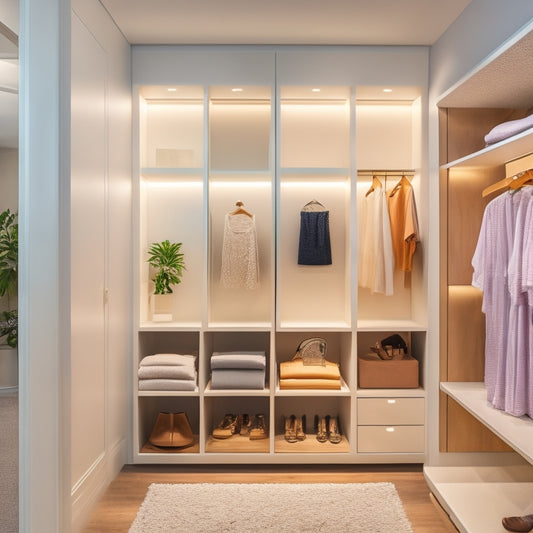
212,413,238,439
249,413,268,440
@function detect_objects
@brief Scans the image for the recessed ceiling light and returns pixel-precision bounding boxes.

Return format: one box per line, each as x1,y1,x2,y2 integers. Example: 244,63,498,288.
167,88,177,92
232,87,243,92
311,88,321,92
383,88,393,93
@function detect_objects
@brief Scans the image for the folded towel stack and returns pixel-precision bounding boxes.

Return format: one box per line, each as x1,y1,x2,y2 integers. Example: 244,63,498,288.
279,358,341,390
138,353,197,391
210,351,266,390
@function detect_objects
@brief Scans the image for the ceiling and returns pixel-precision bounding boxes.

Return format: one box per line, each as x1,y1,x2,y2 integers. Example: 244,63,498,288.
101,0,471,46
1,0,474,149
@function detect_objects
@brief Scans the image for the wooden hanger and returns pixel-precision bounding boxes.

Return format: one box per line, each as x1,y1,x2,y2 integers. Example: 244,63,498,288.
482,169,533,197
389,175,411,196
481,175,516,198
230,201,253,217
365,175,382,197
508,169,533,191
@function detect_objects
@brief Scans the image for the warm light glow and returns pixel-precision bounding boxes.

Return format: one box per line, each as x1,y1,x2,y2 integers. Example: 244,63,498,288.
383,88,393,93
210,180,271,188
167,88,177,92
281,180,349,189
387,399,396,404
311,88,321,92
143,180,203,188
232,88,243,92
385,427,395,432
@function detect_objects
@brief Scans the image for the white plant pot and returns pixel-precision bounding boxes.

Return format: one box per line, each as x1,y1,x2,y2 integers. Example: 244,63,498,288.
0,346,18,389
150,293,173,322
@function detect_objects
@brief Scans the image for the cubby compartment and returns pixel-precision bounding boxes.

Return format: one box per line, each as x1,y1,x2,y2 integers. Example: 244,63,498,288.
207,86,274,327
139,85,204,169
204,396,270,454
356,330,425,391
275,331,354,393
138,396,200,455
277,86,352,329
138,86,206,327
274,396,351,453
203,331,271,392
355,89,426,329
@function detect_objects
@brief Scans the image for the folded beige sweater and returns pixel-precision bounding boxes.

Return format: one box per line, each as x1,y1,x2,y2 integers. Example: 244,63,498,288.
279,359,340,380
279,378,341,390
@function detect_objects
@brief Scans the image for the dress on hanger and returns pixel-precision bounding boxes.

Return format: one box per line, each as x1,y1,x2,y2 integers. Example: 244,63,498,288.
472,185,533,417
358,182,394,295
221,212,259,290
297,201,332,266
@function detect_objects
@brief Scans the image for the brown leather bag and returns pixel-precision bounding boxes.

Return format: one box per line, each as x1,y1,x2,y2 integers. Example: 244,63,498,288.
148,411,194,448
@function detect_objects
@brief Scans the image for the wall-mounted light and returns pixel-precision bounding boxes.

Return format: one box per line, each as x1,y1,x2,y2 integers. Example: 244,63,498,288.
167,88,177,92
383,88,393,93
232,87,243,93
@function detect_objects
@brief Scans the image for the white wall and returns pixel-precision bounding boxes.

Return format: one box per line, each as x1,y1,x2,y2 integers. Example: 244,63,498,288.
70,1,131,531
0,147,17,212
425,2,533,466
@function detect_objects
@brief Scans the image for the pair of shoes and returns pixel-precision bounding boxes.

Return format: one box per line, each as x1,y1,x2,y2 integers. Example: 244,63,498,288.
315,414,342,444
284,415,306,443
249,413,268,440
213,413,255,439
502,514,533,532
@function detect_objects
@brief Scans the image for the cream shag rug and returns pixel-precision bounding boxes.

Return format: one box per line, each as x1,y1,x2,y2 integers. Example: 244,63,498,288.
129,482,413,533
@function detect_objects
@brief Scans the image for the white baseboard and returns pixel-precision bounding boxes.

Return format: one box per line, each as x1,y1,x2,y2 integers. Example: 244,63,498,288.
70,437,127,533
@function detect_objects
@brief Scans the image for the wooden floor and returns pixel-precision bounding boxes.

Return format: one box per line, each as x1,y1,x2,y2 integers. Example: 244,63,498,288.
83,464,457,532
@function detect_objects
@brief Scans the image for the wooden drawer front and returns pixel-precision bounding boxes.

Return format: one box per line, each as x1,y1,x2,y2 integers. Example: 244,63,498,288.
357,425,424,453
357,397,424,425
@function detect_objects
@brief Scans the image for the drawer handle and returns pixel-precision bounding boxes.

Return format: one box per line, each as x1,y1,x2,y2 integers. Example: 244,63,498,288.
386,427,395,432
387,399,396,404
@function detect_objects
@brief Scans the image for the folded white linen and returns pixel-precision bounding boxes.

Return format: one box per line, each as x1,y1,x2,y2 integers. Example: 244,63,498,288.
138,365,197,381
139,353,196,367
211,351,266,370
138,379,197,391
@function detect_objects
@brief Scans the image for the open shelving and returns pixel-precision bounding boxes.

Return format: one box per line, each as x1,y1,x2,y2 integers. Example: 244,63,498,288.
132,50,429,464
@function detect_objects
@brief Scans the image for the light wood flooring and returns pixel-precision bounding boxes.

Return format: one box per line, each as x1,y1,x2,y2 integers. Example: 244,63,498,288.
83,464,457,532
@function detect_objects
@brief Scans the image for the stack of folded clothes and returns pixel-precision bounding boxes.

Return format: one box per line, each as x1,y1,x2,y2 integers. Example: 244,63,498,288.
138,353,197,391
279,358,341,390
210,351,266,390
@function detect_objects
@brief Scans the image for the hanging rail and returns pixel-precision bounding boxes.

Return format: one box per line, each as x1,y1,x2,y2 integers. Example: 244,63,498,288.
357,169,416,177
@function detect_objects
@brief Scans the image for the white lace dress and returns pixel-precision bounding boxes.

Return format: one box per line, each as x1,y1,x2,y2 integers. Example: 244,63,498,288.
221,213,259,290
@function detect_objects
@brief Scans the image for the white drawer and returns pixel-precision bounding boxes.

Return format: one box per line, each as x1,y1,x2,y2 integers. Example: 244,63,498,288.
357,425,425,453
357,397,424,425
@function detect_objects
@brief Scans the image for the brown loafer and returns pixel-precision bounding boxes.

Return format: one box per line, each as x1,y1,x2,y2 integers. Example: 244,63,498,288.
502,514,533,532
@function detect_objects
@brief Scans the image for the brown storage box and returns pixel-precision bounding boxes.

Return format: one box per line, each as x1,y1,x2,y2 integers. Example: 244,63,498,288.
358,353,419,388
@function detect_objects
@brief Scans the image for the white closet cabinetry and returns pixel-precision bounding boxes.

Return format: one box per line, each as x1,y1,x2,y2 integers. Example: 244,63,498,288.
132,47,429,464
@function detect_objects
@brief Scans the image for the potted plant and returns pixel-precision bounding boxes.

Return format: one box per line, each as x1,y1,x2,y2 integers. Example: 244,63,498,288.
147,239,185,321
0,209,18,388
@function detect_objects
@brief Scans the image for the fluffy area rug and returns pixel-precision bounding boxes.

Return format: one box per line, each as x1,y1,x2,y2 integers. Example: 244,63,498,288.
129,482,413,532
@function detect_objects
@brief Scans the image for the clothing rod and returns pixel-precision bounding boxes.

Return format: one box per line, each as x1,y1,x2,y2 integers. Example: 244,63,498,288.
357,170,416,176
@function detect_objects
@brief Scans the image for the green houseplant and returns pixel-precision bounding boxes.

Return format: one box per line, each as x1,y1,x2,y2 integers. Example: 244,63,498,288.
0,209,18,348
147,240,185,295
